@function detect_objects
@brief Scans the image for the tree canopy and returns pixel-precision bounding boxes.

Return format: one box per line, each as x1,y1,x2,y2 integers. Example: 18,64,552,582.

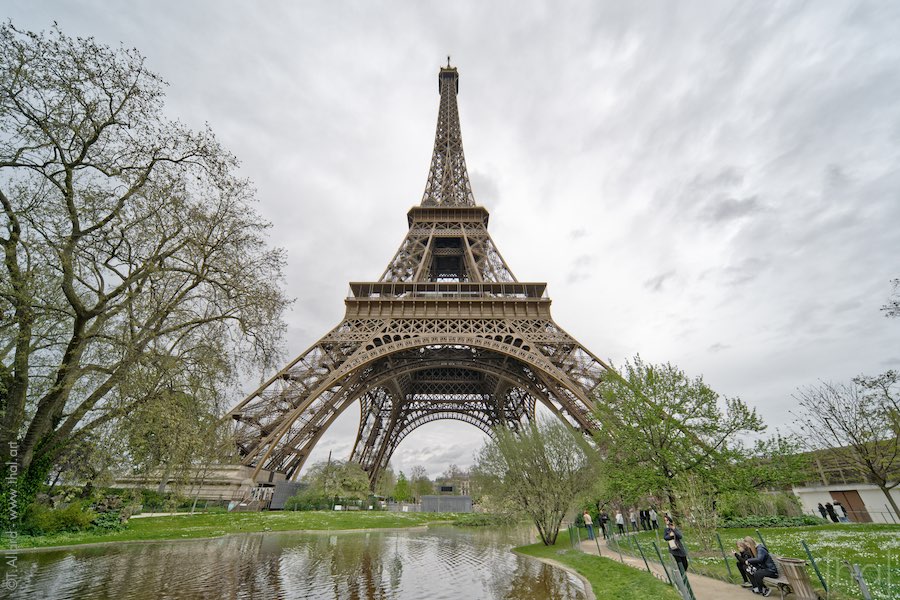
0,23,288,507
593,355,768,507
474,419,599,545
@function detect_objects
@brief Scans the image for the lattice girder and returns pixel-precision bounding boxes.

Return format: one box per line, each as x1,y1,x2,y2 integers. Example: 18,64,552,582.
228,316,610,481
224,64,620,488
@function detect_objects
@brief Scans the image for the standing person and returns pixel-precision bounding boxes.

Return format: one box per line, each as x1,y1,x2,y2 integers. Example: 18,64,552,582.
615,510,625,535
663,515,689,574
642,509,651,530
734,540,754,588
599,510,609,540
745,537,777,596
583,510,595,540
629,509,638,532
834,502,849,522
649,507,659,530
817,503,828,519
825,502,839,523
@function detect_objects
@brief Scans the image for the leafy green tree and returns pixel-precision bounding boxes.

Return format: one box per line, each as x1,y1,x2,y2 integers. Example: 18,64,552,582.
0,23,288,516
594,355,765,509
374,466,396,499
393,471,411,502
473,419,599,545
301,460,370,503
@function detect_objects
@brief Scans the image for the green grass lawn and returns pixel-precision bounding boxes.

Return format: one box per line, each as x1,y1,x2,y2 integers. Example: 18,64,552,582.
515,530,681,600
612,524,900,600
6,510,454,551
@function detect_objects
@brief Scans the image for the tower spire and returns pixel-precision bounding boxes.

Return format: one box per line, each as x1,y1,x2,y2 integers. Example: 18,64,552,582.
420,62,476,207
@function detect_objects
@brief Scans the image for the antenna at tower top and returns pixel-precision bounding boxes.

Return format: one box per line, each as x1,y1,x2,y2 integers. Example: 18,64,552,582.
447,55,451,67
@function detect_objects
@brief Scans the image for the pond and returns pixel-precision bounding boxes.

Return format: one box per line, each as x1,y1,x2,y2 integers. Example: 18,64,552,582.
10,525,586,599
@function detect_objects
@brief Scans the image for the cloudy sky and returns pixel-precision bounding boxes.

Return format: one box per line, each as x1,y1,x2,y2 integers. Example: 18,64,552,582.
10,1,899,478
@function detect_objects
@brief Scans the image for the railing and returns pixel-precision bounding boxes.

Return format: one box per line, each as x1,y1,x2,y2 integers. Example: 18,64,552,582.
348,281,549,300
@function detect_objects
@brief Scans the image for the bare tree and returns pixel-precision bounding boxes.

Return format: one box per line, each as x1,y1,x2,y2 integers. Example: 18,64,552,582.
473,419,599,545
793,372,900,519
0,23,288,507
884,278,900,318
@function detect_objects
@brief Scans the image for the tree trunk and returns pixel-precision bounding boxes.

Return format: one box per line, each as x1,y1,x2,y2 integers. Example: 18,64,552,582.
879,485,900,520
157,464,172,494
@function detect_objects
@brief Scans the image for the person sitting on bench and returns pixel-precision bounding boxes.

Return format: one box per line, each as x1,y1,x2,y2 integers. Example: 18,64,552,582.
734,539,754,588
744,538,777,597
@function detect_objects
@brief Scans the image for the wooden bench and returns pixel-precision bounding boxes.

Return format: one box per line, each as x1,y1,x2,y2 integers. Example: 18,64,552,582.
762,556,822,600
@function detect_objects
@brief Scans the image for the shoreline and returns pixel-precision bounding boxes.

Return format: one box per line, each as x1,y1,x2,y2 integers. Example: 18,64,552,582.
512,548,597,600
9,522,440,555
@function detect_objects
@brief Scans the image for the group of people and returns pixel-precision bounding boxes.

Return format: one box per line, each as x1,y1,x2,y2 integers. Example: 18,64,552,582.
580,507,660,541
734,536,778,596
582,508,783,597
817,501,848,523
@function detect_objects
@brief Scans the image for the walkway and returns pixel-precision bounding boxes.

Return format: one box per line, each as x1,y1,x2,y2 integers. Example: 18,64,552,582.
578,538,742,600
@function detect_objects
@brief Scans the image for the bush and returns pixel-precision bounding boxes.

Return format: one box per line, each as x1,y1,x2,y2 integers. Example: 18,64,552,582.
720,515,827,528
284,490,332,511
452,513,512,527
92,511,127,531
717,491,803,520
23,502,96,535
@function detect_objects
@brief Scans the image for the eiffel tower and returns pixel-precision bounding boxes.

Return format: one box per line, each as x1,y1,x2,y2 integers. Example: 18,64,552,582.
227,62,615,486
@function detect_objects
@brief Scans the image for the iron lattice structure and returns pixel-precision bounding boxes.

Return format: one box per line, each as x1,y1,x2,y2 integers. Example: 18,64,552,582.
227,64,614,485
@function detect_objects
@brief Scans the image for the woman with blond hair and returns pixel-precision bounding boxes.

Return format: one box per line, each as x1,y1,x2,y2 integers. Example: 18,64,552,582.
744,536,778,596
734,540,754,588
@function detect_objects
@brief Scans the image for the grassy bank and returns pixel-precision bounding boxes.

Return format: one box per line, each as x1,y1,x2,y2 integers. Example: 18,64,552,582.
6,510,454,551
515,530,680,600
614,523,900,600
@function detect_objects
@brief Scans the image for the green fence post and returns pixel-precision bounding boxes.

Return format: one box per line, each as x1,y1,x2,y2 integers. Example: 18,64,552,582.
715,532,734,579
679,561,697,600
801,540,828,593
755,528,767,547
651,541,673,585
633,536,652,573
614,534,625,563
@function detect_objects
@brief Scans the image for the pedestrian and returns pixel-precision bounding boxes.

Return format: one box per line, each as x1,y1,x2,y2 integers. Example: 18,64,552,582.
583,510,595,541
817,503,828,519
744,537,777,596
825,502,839,523
834,502,849,522
615,510,625,535
629,509,638,532
641,509,650,530
663,515,689,574
599,510,609,539
734,540,754,588
649,507,659,530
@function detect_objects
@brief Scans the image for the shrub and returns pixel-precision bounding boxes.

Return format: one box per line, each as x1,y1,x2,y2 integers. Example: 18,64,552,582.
717,491,803,520
23,502,96,535
452,513,512,527
92,511,127,531
284,490,332,511
720,515,826,528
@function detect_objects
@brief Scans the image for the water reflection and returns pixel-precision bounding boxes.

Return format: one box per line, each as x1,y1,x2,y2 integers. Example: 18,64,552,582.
12,526,584,599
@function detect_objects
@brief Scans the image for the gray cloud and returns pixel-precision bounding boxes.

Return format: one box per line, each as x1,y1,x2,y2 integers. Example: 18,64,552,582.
9,1,900,476
644,270,676,292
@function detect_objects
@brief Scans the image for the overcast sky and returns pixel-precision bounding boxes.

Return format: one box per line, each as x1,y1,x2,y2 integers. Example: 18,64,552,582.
9,1,899,478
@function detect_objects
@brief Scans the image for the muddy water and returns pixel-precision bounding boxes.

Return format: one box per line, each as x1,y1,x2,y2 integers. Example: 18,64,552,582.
11,525,586,599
